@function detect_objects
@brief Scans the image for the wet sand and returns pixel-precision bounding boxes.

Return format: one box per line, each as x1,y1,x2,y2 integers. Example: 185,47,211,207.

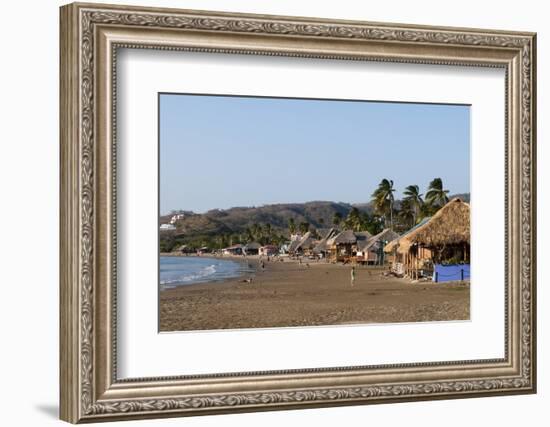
159,257,470,332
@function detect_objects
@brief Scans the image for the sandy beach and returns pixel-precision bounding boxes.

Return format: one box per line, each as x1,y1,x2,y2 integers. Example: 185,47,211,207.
159,256,470,332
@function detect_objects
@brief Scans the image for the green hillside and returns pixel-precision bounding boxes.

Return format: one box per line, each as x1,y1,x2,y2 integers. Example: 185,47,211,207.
159,193,469,252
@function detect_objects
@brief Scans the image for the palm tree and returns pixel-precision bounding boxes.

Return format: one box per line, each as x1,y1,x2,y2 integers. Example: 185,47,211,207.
425,178,449,208
288,218,296,235
251,223,261,241
398,199,416,229
332,212,343,228
345,207,362,231
371,179,396,229
263,223,272,242
299,221,310,235
245,227,254,243
403,184,423,225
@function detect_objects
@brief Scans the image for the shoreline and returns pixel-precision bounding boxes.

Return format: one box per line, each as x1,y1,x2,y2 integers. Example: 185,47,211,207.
160,258,470,332
160,252,338,289
160,255,257,289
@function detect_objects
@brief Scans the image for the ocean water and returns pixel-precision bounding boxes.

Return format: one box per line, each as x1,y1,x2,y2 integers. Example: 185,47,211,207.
160,256,252,289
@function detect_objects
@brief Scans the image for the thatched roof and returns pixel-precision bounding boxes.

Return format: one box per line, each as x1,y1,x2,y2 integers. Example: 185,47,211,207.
358,229,399,252
384,217,431,253
288,232,309,253
313,240,329,253
224,244,243,250
377,228,400,244
385,198,470,254
288,231,315,253
355,231,372,239
321,228,337,240
244,242,261,250
411,198,470,246
331,230,357,245
288,239,300,253
260,244,279,250
316,228,332,239
313,228,338,253
353,231,371,250
294,231,316,252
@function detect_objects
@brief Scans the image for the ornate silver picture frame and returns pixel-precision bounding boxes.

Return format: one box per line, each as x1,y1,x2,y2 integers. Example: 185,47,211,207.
60,2,536,423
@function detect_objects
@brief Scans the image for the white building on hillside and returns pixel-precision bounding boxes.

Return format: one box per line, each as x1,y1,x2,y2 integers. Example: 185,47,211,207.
160,224,176,231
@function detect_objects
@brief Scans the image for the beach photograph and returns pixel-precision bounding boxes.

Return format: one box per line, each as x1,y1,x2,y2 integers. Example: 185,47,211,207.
159,94,470,332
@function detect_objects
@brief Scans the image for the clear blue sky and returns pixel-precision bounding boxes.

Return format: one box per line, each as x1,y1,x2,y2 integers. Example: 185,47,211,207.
160,94,470,214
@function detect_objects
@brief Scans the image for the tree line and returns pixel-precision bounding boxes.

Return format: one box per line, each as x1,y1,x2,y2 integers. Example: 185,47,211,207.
348,177,450,233
329,177,450,235
160,177,452,252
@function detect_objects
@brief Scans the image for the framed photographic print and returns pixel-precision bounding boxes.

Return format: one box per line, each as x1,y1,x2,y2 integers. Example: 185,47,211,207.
60,2,537,423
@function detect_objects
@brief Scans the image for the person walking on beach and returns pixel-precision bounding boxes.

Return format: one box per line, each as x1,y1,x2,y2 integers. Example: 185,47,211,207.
350,266,356,287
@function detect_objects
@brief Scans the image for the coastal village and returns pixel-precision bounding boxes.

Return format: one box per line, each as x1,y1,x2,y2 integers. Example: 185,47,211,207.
161,178,471,284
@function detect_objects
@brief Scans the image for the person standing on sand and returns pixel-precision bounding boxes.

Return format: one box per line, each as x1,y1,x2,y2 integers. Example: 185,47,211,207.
351,266,356,287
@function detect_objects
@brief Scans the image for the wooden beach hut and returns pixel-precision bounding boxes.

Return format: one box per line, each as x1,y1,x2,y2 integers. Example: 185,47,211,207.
197,246,211,255
175,244,192,254
243,242,261,256
328,230,357,262
222,244,244,256
384,198,470,280
259,244,279,256
354,231,372,248
356,229,399,265
289,231,316,256
385,223,430,277
313,228,338,258
287,234,303,255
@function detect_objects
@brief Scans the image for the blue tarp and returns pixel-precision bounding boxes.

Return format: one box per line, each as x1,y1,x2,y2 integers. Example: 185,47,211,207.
433,264,470,283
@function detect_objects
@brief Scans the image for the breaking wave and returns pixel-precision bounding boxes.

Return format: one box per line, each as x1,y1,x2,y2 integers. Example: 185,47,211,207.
160,257,252,289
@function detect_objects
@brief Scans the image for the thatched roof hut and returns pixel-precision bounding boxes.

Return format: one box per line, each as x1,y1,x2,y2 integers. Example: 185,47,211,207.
326,230,358,262
392,198,470,254
175,244,191,253
411,198,470,247
295,231,315,252
313,228,337,254
244,242,261,250
289,232,316,254
288,233,305,253
288,239,300,254
259,244,279,256
383,198,470,279
331,230,357,245
243,242,261,255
